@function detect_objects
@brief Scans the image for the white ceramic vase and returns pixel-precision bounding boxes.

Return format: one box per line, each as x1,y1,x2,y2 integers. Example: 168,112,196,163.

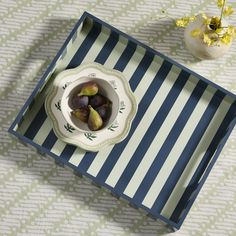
184,15,231,60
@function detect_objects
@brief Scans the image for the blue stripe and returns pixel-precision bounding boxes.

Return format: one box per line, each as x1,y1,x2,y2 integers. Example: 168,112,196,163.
114,80,207,194
129,70,190,204
96,69,189,185
67,21,102,69
94,31,119,64
60,144,77,161
95,61,172,191
150,89,224,214
129,51,154,91
24,105,47,140
170,99,235,223
42,129,58,149
113,40,137,72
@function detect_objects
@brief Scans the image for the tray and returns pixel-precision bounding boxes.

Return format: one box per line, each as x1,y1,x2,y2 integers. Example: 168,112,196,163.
9,12,236,230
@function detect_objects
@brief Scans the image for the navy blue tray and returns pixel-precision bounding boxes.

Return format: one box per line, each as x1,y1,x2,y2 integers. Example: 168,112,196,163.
9,12,236,230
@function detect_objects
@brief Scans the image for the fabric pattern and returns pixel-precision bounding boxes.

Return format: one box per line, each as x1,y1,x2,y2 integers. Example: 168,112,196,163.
0,0,236,235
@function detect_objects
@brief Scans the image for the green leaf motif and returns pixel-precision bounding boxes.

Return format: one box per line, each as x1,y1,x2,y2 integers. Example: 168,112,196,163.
63,82,72,90
84,132,97,141
108,123,119,131
62,84,67,90
55,100,61,111
64,123,75,133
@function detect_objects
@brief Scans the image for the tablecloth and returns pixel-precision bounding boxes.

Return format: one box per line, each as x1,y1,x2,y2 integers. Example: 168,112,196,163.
0,0,235,235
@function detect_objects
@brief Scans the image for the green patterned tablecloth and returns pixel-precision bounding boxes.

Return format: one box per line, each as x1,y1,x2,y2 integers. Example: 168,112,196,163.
0,0,235,235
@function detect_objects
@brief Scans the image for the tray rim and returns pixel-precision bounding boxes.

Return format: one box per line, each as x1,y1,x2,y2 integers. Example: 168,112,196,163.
8,11,236,230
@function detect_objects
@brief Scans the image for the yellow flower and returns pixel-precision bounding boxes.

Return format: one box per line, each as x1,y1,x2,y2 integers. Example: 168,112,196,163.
215,28,223,34
221,33,232,45
227,25,236,37
189,16,196,22
203,33,213,46
176,16,196,27
176,19,187,27
191,28,201,37
217,0,226,8
176,17,189,27
223,6,234,16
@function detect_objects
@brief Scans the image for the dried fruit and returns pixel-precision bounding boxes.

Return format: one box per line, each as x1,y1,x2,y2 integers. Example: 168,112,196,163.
71,108,89,123
88,105,103,131
78,82,98,96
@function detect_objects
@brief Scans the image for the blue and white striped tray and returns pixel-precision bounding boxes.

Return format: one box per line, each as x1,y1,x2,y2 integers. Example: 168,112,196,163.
9,12,236,230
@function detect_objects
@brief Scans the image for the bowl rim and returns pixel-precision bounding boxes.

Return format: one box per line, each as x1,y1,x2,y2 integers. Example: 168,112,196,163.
45,62,137,152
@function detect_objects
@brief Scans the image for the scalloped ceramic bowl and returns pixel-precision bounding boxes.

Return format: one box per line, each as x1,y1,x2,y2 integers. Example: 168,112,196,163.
45,62,137,152
61,77,120,132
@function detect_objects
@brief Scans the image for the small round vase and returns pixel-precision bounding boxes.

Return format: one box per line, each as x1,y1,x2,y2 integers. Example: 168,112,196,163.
184,15,231,60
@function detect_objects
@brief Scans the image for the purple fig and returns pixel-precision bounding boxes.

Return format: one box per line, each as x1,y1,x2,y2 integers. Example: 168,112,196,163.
71,95,89,109
96,103,112,121
89,94,107,108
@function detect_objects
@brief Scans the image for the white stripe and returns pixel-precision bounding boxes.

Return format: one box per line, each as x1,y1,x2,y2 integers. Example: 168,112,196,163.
82,26,111,63
50,139,66,156
103,36,128,67
102,36,128,68
32,118,52,145
132,56,163,102
160,96,233,219
122,45,146,77
142,85,216,208
54,20,92,73
107,73,195,189
86,147,114,176
86,47,152,176
19,99,47,135
68,148,86,166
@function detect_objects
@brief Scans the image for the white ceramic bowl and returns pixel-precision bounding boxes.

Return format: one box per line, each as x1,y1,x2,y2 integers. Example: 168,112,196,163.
45,62,137,152
61,77,120,132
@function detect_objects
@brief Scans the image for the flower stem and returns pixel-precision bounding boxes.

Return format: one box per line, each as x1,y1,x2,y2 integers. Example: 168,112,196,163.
220,0,226,26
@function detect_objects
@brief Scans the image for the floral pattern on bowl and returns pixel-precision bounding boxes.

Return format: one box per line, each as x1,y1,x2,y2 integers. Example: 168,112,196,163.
45,62,137,152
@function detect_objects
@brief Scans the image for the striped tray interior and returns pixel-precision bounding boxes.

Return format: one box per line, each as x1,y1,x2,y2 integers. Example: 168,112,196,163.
11,14,236,229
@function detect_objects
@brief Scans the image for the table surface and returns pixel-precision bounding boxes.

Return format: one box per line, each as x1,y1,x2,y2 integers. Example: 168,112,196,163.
0,0,235,235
